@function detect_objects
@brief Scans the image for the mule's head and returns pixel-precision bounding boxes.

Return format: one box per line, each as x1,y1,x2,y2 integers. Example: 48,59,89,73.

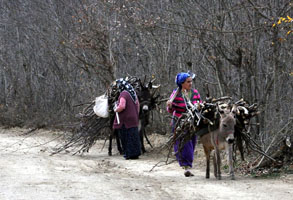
137,78,160,113
138,85,152,113
136,78,161,127
218,104,237,144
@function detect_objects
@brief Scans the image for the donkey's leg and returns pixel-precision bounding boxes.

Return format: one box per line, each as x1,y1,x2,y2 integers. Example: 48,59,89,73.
226,143,235,180
212,150,217,178
204,147,211,179
217,148,222,180
211,132,221,179
139,128,146,154
214,148,221,180
144,130,153,148
108,133,113,156
115,129,123,155
235,129,245,161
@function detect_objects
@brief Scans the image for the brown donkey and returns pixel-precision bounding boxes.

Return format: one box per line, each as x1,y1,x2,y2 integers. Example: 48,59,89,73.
200,105,237,180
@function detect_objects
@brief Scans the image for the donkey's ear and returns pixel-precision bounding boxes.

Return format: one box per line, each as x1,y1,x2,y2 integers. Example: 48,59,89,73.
231,105,238,115
147,81,152,89
139,79,144,88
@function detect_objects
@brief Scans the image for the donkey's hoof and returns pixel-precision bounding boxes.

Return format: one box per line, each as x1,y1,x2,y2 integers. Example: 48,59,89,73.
108,152,112,156
217,176,222,180
205,175,210,179
231,175,235,180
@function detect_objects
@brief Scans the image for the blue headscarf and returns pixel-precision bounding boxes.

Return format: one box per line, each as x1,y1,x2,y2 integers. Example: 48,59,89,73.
175,72,190,88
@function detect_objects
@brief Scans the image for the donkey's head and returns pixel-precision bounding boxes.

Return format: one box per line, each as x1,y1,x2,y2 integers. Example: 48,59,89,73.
217,104,237,144
136,78,160,127
137,78,160,112
138,81,152,112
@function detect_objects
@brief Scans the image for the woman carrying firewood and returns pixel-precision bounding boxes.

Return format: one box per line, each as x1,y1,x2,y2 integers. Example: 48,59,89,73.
113,78,141,159
166,72,201,177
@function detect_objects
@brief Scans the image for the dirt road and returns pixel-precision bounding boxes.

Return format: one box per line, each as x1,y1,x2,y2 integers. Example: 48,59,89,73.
0,127,292,200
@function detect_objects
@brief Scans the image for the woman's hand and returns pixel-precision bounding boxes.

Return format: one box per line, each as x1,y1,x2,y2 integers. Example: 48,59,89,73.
167,100,173,109
113,102,118,112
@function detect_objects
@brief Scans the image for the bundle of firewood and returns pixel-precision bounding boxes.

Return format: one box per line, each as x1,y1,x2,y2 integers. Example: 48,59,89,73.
51,101,111,155
51,76,142,155
164,96,260,160
52,76,161,155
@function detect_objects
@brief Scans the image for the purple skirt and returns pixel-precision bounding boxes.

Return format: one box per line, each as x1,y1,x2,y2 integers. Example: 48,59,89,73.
172,118,197,167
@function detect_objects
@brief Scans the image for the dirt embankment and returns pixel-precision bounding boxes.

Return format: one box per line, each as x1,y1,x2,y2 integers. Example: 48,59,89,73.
0,127,292,200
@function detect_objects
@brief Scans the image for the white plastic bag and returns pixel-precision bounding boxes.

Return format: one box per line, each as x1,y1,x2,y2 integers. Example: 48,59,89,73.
93,95,109,118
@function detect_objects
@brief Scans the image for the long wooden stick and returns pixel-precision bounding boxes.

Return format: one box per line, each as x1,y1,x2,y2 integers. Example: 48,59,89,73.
168,87,180,103
116,112,120,124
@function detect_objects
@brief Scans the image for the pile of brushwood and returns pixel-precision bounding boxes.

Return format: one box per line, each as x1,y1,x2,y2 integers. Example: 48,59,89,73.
52,76,161,155
240,118,293,176
163,96,257,156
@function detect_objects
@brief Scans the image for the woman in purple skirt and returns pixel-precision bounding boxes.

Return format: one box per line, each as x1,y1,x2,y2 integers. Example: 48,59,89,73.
167,72,201,177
